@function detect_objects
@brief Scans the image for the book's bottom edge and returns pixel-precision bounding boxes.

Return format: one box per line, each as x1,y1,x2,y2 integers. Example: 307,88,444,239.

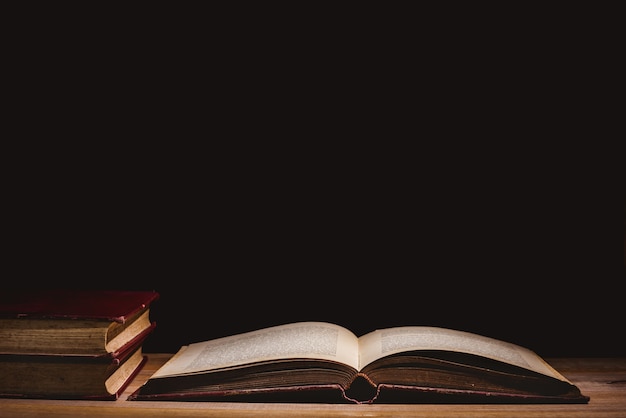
127,383,590,404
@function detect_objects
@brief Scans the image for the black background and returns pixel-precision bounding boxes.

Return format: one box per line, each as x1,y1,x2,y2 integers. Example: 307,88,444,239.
7,148,624,358
5,20,623,358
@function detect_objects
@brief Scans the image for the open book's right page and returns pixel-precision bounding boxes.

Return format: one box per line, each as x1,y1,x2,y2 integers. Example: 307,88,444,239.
357,326,569,382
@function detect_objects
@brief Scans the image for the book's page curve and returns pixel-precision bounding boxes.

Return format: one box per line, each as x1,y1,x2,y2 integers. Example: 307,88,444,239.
358,326,567,381
151,322,360,378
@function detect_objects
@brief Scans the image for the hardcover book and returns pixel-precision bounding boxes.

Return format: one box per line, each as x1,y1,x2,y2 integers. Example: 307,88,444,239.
128,321,589,404
0,289,159,356
0,327,150,400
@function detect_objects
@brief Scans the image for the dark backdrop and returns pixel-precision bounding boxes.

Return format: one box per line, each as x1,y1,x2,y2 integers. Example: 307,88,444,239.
6,8,623,359
9,158,623,358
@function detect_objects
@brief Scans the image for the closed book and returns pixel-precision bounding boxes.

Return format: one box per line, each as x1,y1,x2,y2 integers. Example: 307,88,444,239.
0,327,151,400
0,289,159,356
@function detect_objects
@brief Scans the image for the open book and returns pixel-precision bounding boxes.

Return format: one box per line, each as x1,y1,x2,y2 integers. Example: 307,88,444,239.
128,322,589,404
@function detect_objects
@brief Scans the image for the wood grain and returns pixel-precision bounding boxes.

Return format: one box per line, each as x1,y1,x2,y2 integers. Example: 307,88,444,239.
1,354,624,418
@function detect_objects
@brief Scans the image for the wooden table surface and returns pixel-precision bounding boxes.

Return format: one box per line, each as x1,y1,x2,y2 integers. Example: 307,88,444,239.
1,354,625,418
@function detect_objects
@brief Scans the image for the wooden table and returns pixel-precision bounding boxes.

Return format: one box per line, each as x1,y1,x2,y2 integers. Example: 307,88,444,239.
1,354,625,417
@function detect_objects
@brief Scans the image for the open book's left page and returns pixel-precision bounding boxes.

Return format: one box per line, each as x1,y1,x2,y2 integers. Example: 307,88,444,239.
151,322,359,378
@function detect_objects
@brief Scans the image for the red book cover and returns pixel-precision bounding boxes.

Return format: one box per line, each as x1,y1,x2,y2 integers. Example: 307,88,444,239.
0,289,159,323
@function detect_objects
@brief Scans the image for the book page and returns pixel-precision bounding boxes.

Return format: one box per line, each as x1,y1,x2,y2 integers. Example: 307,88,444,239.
151,322,359,378
358,326,568,381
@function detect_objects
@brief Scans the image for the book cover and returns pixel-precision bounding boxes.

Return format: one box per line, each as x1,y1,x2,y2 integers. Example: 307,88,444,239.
0,289,159,323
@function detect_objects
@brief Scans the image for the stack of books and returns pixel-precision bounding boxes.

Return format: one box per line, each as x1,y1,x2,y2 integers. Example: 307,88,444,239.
0,289,159,400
